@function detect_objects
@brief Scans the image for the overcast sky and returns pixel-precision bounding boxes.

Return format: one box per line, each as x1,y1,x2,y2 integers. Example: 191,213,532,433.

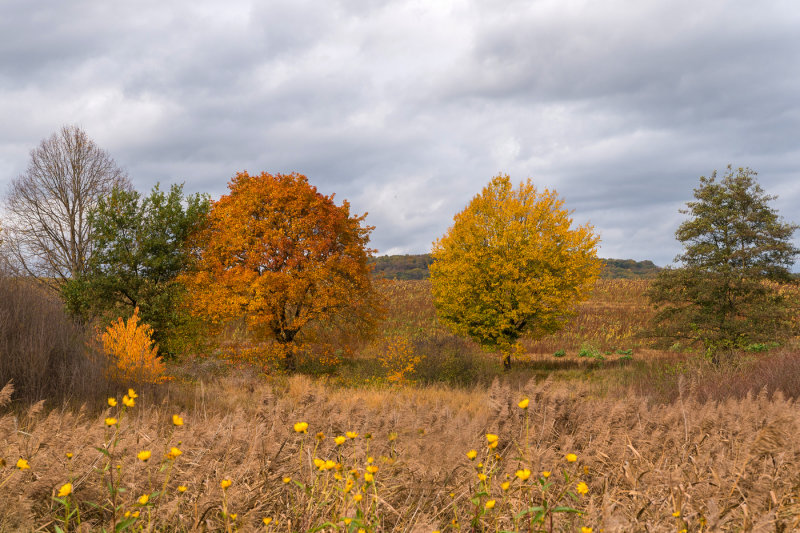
1,0,799,266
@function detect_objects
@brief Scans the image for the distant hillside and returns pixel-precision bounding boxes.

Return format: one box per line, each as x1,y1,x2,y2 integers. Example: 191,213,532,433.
370,254,435,280
370,254,660,280
600,258,661,279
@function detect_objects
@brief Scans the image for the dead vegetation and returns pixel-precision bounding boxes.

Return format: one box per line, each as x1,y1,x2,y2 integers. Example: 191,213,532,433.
3,373,800,531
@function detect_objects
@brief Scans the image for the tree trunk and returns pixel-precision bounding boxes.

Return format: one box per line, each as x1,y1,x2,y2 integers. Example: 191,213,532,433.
503,353,511,371
284,349,296,372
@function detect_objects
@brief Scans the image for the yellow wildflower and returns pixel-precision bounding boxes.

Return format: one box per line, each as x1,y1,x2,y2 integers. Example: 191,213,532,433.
477,473,487,481
16,458,30,470
293,422,308,433
577,481,589,495
354,493,363,502
364,472,374,483
518,398,529,409
166,447,182,460
282,476,292,484
367,456,374,463
138,494,149,505
263,517,272,525
366,465,379,474
485,499,496,510
501,481,510,491
388,432,397,441
581,528,593,533
122,395,135,407
566,453,578,462
128,388,138,399
178,485,187,492
137,450,151,462
515,469,531,481
172,414,184,426
316,432,325,440
108,397,117,407
105,417,118,426
221,479,232,489
542,471,551,478
466,449,477,460
314,458,325,469
324,459,336,470
335,435,347,446
230,513,237,520
672,510,681,517
57,483,72,497
486,433,498,444
65,452,73,459
346,431,358,439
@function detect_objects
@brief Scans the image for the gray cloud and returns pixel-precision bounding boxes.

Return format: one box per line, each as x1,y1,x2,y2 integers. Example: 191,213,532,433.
1,0,799,268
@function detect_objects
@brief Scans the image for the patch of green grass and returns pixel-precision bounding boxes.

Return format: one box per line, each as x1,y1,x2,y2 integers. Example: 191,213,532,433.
578,343,604,361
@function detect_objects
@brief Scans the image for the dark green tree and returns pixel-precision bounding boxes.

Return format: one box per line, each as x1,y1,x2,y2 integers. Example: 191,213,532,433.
63,183,210,357
648,166,799,359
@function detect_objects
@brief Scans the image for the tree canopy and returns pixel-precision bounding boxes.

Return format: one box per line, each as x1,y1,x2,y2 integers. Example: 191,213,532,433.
62,183,210,356
180,171,379,369
648,166,799,358
430,174,602,368
2,125,130,289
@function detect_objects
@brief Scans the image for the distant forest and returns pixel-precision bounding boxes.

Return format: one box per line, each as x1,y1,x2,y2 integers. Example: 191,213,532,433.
370,254,661,280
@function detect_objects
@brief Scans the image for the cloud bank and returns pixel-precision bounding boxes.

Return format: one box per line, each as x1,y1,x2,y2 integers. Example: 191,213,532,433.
1,0,799,266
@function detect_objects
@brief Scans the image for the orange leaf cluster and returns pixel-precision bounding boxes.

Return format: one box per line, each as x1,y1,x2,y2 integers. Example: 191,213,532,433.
99,307,165,383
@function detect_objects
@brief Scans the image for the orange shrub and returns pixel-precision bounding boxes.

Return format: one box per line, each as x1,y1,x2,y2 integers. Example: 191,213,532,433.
100,308,165,383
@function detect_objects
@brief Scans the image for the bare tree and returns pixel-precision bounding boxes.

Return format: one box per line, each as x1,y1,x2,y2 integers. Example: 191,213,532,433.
2,125,131,289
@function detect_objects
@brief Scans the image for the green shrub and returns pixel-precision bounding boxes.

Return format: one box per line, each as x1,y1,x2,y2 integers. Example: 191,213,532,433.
578,343,600,359
744,342,779,353
553,349,566,358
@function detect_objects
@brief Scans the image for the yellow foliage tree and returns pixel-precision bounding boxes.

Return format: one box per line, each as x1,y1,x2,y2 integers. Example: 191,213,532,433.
430,174,602,368
100,307,165,383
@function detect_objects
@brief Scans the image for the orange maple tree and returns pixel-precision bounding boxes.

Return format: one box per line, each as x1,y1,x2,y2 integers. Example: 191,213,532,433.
180,171,379,369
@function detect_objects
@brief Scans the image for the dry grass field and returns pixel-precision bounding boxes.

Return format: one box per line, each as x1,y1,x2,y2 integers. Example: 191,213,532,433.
4,373,800,532
3,279,800,531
